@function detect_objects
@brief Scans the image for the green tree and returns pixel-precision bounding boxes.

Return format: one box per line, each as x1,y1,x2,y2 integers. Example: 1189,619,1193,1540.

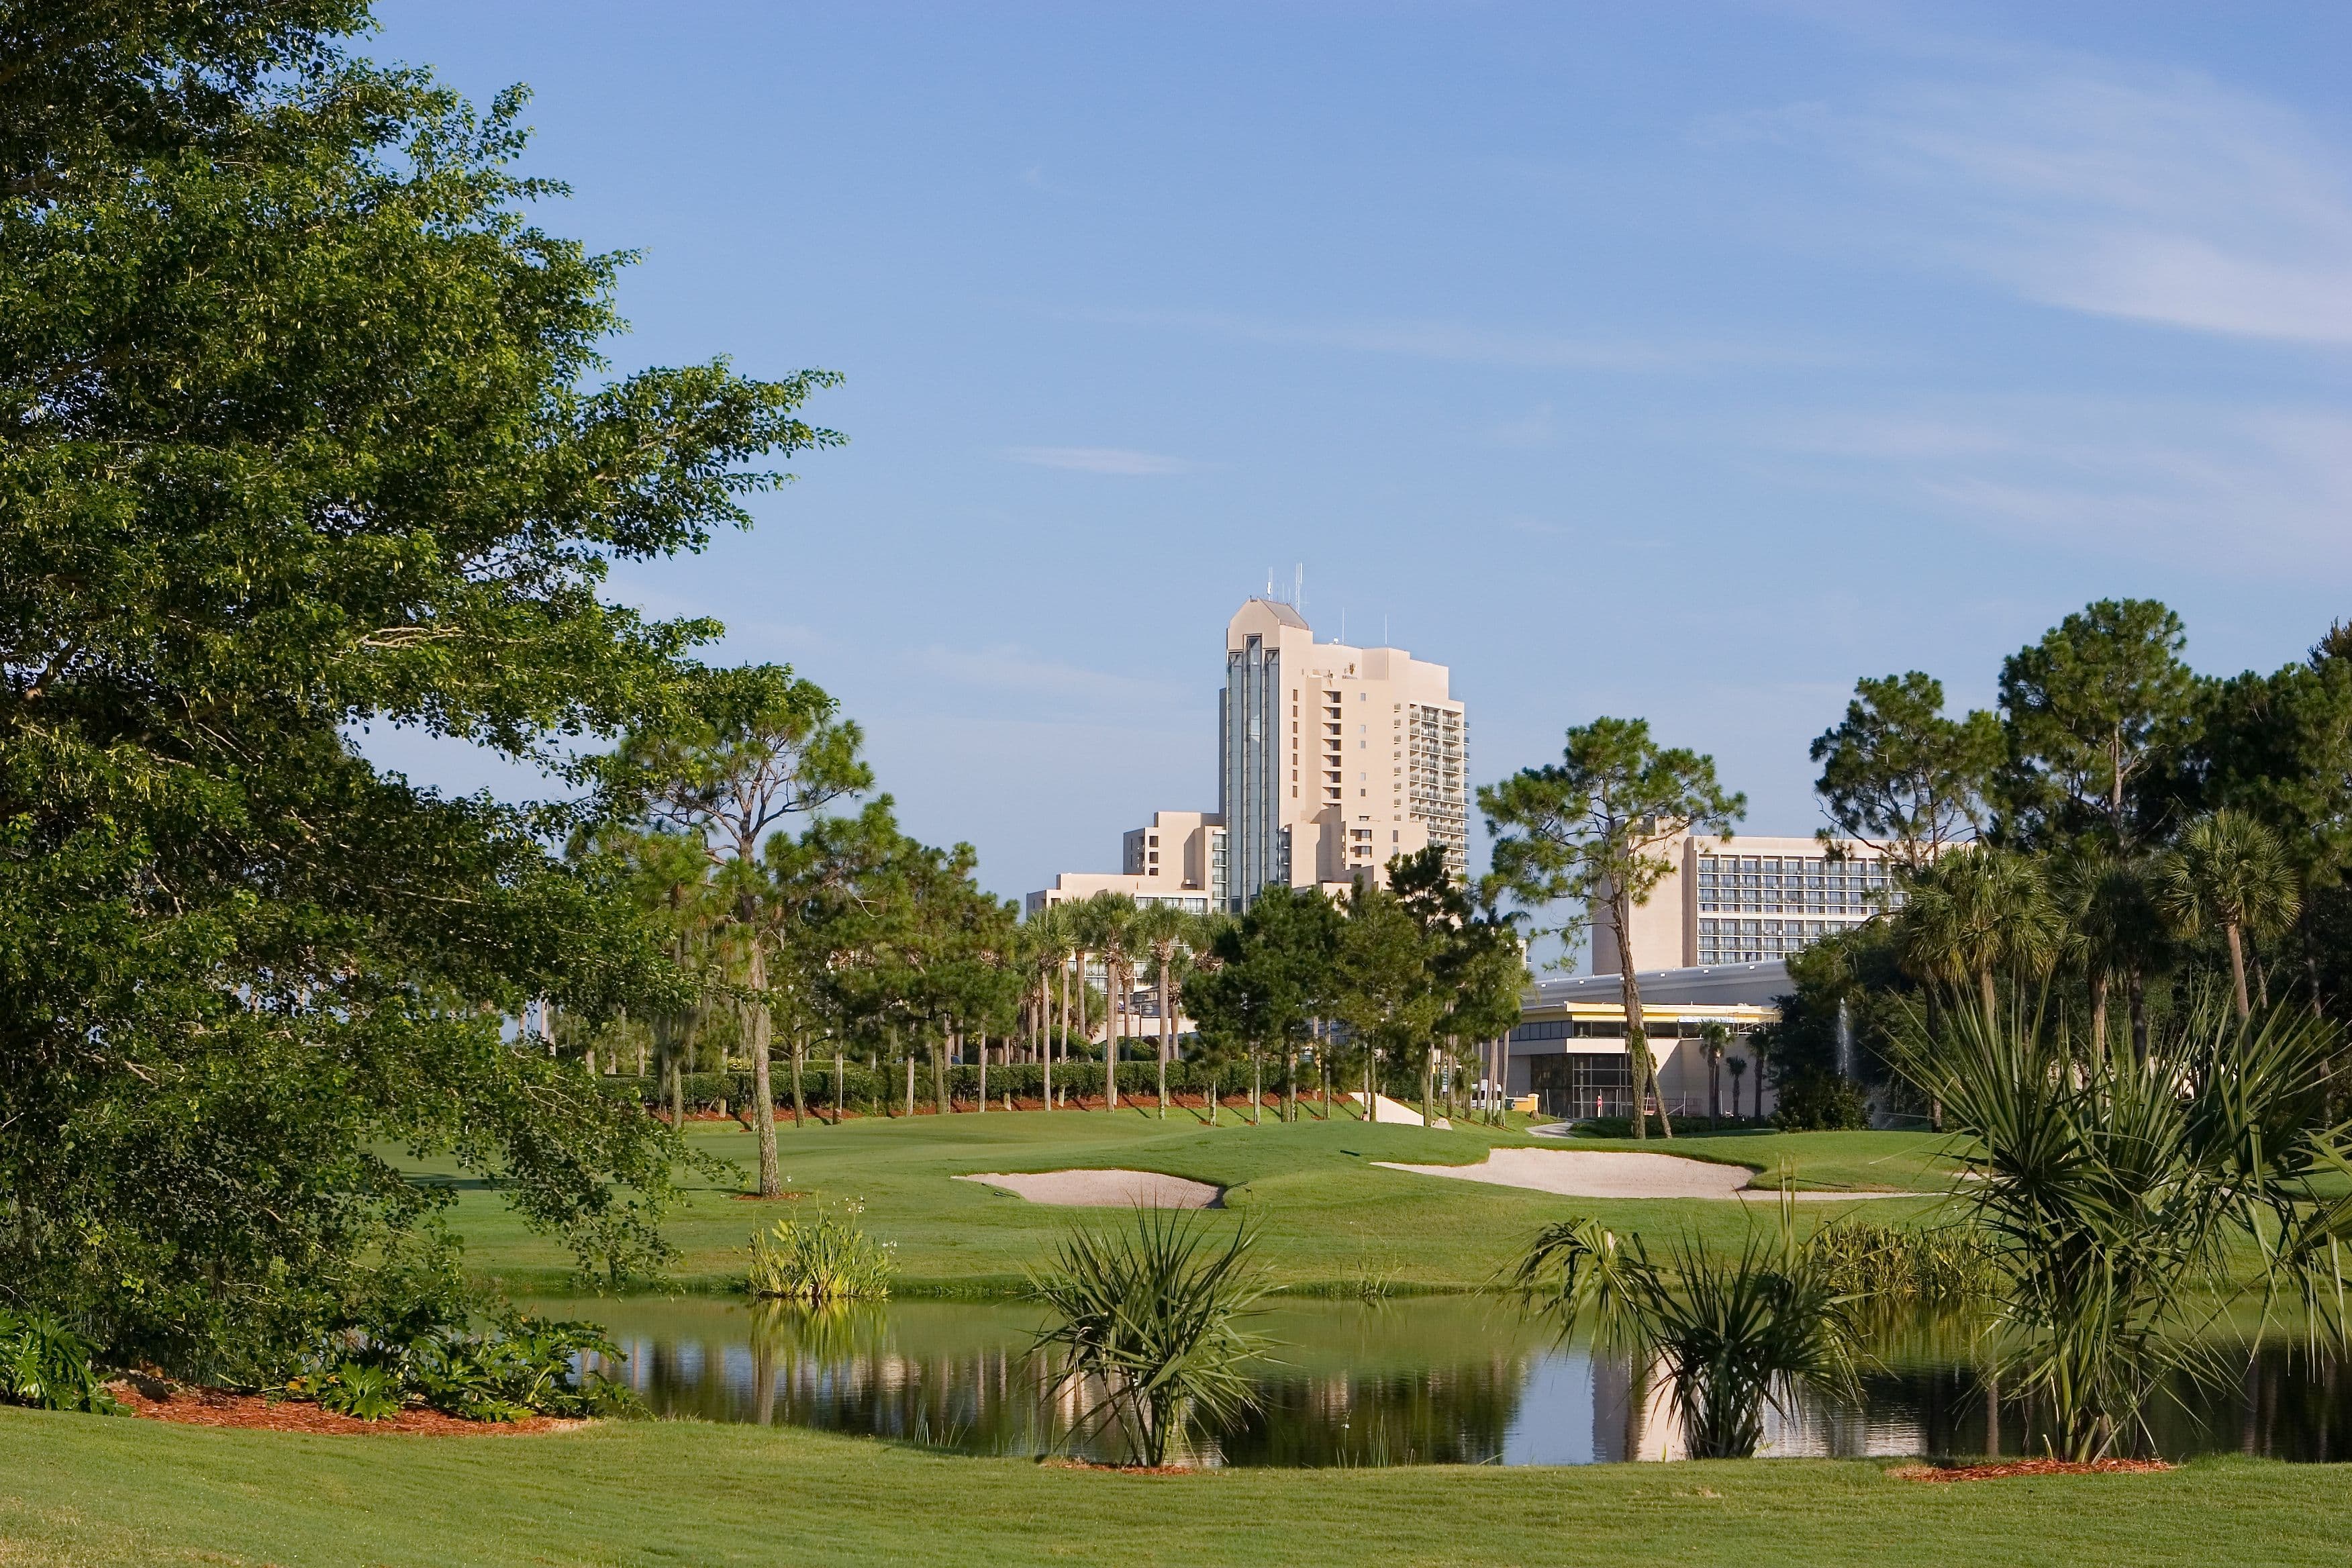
1072,893,1138,1109
1185,885,1341,1124
1389,846,1526,1130
1479,718,1745,1138
1889,846,2062,1017
0,3,840,1373
1329,881,1444,1124
1998,600,2200,852
605,666,869,1195
1810,672,2002,871
2157,811,2302,1020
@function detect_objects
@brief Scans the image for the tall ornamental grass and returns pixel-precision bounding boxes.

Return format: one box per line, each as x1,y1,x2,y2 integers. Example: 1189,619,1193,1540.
1511,1214,1859,1459
1028,1208,1269,1467
1898,993,2352,1461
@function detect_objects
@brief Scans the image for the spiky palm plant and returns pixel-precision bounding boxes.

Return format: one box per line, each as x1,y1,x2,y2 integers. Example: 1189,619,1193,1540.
1510,1215,1859,1459
1898,994,2352,1460
1029,1208,1269,1467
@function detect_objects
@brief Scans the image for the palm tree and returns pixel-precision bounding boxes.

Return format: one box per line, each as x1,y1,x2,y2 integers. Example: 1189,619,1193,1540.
1075,893,1136,1110
1028,903,1075,1110
1892,846,2062,1017
1726,1054,1749,1120
2157,810,2302,1020
2049,844,2159,1054
1130,901,1186,1120
1897,995,2352,1461
1699,1022,1730,1124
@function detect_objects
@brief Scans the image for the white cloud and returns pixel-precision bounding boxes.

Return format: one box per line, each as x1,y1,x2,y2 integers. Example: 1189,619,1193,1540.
1752,65,2352,344
1003,445,1190,475
908,643,1195,710
1767,397,2352,568
1058,306,1819,373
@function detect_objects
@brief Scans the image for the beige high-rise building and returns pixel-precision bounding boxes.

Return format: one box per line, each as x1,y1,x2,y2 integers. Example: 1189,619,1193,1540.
1026,598,1469,916
1219,598,1467,907
1591,832,1905,973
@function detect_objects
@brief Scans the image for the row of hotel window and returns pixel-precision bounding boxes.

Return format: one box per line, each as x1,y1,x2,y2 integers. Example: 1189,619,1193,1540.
1508,1018,1755,1044
1696,916,1858,964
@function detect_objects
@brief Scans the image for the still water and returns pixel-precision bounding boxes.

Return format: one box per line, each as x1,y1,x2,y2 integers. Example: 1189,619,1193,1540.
536,1294,2352,1467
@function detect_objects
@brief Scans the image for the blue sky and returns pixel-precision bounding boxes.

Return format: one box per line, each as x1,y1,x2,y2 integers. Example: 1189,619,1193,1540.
366,1,2352,910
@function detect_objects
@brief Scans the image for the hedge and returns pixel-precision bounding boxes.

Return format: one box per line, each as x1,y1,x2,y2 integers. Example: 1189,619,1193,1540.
595,1057,1445,1114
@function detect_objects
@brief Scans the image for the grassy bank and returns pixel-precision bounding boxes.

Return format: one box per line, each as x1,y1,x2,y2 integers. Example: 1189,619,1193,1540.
4,1405,2344,1568
432,1110,1961,1295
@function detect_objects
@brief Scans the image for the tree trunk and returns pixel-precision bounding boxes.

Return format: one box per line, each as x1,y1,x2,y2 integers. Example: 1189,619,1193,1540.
932,1031,948,1116
1283,1040,1297,1124
2128,968,2149,1061
1253,1049,1263,1126
790,1030,805,1130
2227,921,2251,1020
2089,971,2110,1061
1614,897,1669,1138
1709,1054,1720,1124
905,1048,916,1118
1363,1046,1375,1122
833,1050,843,1126
1421,1045,1434,1130
1977,967,1997,1020
977,1031,987,1113
1156,960,1169,1120
1320,1046,1331,1120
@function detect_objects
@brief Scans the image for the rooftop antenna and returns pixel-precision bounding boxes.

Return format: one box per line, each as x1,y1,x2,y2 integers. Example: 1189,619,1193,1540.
1266,569,1275,599
1293,562,1304,614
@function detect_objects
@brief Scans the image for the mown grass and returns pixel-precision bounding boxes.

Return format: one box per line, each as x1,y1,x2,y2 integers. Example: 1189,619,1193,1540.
430,1109,1963,1296
5,1404,2347,1568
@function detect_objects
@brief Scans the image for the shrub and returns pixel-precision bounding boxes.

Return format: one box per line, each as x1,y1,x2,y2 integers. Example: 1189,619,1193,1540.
746,1200,895,1304
0,1308,118,1413
292,1313,629,1422
1772,1070,1869,1131
1029,1208,1269,1467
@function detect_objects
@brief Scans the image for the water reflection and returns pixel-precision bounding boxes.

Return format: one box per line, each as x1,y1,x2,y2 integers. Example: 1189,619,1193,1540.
540,1294,2352,1467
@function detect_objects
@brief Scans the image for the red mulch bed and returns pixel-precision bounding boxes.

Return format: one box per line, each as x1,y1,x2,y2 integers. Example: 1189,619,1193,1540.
1892,1458,2173,1482
108,1379,586,1436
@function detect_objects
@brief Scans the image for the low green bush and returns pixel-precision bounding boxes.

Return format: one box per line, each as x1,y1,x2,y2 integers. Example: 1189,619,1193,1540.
1772,1071,1871,1132
293,1313,630,1423
0,1308,117,1413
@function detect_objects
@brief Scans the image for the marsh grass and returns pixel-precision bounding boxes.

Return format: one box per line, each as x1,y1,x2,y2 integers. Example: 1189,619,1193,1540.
746,1197,896,1304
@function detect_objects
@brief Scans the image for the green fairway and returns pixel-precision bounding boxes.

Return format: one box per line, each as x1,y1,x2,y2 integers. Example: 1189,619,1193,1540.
436,1110,1963,1295
6,1404,2347,1568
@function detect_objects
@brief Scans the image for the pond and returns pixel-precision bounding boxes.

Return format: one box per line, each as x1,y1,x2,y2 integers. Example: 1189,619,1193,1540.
533,1294,2352,1467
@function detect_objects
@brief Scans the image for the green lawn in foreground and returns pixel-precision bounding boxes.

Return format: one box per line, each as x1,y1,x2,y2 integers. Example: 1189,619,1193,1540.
4,1406,2343,1568
432,1111,1962,1295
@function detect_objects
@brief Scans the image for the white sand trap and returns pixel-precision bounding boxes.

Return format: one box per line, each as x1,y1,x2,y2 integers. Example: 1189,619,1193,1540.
957,1169,1223,1208
1373,1147,1910,1202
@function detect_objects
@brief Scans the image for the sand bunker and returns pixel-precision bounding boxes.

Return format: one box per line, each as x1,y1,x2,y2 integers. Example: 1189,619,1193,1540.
1372,1147,1908,1202
957,1169,1224,1208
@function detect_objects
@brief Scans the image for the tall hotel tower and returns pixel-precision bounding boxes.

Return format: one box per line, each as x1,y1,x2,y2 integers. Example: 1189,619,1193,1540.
1219,598,1467,910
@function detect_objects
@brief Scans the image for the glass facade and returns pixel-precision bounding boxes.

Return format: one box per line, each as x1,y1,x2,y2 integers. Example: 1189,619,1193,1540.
1219,636,1285,910
1692,852,1903,965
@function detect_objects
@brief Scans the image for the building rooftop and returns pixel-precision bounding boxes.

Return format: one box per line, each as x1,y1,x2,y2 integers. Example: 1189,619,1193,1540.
1526,961,1792,1009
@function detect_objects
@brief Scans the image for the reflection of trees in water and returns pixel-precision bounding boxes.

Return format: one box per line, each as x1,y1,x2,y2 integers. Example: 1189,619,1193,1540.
1221,1355,1532,1467
607,1302,2352,1467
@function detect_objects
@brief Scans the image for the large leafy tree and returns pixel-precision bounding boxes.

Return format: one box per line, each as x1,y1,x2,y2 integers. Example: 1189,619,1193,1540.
1479,716,1745,1139
1998,600,2200,852
0,2,839,1373
1185,885,1340,1124
602,665,869,1195
1389,846,1526,1126
1809,671,2001,870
